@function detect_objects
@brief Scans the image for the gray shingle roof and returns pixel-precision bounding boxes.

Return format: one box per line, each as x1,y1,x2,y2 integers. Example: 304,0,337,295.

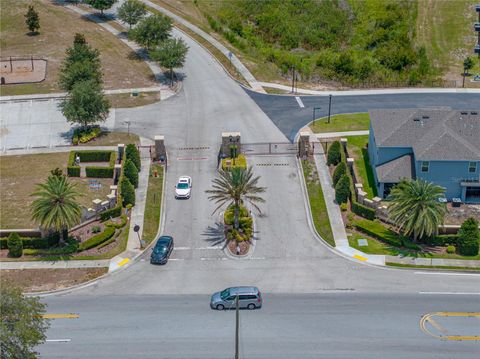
375,154,414,183
369,108,480,161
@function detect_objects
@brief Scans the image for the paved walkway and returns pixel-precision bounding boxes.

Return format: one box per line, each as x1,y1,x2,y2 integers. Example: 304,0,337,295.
0,87,164,102
140,0,266,93
316,130,369,139
258,82,480,95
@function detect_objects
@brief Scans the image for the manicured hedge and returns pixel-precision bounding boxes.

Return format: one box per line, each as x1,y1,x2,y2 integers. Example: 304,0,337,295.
77,150,114,162
100,205,122,221
85,166,114,178
104,214,128,229
24,238,79,256
327,141,341,166
7,233,23,258
353,219,421,250
78,227,116,251
424,234,458,246
351,200,376,220
125,144,141,171
68,151,80,177
0,233,60,250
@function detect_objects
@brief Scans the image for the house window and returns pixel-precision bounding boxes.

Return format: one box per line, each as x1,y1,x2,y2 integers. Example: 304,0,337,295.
468,162,477,173
421,161,429,172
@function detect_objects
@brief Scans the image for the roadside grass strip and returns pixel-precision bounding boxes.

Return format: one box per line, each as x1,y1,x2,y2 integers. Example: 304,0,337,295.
420,312,480,341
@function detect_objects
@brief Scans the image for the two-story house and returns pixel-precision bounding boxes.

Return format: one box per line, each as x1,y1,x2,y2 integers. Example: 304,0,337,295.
368,108,480,203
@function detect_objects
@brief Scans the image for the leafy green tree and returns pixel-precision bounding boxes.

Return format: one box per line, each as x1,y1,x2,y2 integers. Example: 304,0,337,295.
59,60,102,92
63,39,101,69
387,179,447,242
85,0,117,16
30,175,83,244
463,57,475,87
123,159,139,188
327,141,341,166
206,167,266,229
60,80,110,128
150,38,189,84
457,217,479,256
125,143,141,171
25,5,40,34
117,0,147,29
332,161,346,187
7,232,23,258
120,177,136,207
334,174,350,204
128,14,172,50
0,281,50,358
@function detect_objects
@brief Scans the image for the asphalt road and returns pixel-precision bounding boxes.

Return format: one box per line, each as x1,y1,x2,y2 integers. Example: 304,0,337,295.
245,90,480,141
40,293,480,359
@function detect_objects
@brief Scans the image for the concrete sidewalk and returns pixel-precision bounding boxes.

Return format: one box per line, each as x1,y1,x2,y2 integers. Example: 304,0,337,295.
259,81,480,96
313,153,385,265
316,130,369,139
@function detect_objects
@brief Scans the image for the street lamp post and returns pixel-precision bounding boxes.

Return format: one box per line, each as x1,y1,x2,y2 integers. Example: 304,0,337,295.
123,120,131,136
327,94,332,124
312,107,322,126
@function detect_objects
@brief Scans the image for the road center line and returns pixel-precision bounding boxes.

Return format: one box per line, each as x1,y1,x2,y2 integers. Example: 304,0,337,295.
174,247,191,250
46,339,71,343
415,272,480,276
419,292,480,295
295,96,304,108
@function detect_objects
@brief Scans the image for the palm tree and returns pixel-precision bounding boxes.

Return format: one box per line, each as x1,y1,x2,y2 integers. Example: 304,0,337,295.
206,167,266,229
387,179,447,242
31,175,83,244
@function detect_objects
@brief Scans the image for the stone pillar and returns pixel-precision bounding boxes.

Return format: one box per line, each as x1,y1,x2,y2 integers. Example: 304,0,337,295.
109,185,118,196
347,157,354,170
107,193,117,207
357,190,367,205
298,132,310,158
117,144,125,162
340,138,348,151
221,132,241,158
154,135,166,162
92,199,102,213
372,197,382,209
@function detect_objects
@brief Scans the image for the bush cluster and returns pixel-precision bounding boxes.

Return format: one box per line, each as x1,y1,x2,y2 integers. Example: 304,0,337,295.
0,233,60,250
104,214,128,229
335,174,350,204
123,159,139,188
125,144,141,172
7,233,23,258
78,226,116,251
72,126,102,145
100,205,122,221
120,177,136,207
332,161,346,187
457,218,480,256
327,141,341,166
221,154,247,171
224,205,252,242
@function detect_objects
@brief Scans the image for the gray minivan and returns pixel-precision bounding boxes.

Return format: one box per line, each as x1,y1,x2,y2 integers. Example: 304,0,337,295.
210,286,262,310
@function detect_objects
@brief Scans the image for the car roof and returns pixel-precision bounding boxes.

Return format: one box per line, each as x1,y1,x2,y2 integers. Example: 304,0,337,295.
227,286,259,294
156,236,173,245
178,176,190,181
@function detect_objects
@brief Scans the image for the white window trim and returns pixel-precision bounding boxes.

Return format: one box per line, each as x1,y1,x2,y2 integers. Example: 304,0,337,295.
468,162,477,173
421,161,429,173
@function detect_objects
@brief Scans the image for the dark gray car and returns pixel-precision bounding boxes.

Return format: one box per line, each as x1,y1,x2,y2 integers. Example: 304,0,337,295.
210,286,262,310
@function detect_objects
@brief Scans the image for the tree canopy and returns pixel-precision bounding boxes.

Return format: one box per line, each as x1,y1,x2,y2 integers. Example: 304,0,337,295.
128,14,172,50
0,281,50,358
85,0,117,15
25,5,40,34
150,38,189,83
117,0,147,29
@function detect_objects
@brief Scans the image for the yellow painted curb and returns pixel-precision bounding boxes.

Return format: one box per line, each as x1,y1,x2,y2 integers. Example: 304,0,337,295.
353,254,367,261
118,258,130,267
41,313,79,319
420,312,480,341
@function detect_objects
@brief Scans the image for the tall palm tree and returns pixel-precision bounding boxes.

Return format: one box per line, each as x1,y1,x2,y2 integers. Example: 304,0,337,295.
387,179,447,242
31,175,83,244
206,167,266,229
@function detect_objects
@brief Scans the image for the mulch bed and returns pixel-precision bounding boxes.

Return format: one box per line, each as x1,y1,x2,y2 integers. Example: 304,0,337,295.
227,240,250,256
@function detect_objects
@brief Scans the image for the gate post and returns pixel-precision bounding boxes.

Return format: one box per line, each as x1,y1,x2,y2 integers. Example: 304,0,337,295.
298,132,311,158
221,132,241,157
154,135,166,162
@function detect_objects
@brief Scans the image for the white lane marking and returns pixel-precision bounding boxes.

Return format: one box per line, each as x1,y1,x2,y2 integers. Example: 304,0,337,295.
196,246,223,250
415,272,480,276
200,257,227,261
168,258,184,261
46,339,71,343
295,96,304,108
174,247,191,250
419,292,480,295
250,257,266,260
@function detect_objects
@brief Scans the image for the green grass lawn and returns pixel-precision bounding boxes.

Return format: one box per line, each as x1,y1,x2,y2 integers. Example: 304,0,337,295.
348,232,394,255
301,160,335,247
142,164,164,245
310,113,370,133
345,135,377,198
83,132,140,146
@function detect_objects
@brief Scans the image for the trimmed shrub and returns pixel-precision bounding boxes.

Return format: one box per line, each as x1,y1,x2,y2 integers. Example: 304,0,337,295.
354,219,421,250
351,200,376,220
457,217,480,256
123,159,139,188
24,237,79,255
73,126,101,144
424,234,458,246
7,232,23,258
125,144,141,171
340,202,348,212
0,233,59,250
446,245,456,254
332,161,347,186
335,174,350,204
327,141,341,166
104,214,128,229
76,150,113,162
67,151,80,177
100,205,122,220
78,227,116,251
221,154,247,171
85,166,114,178
121,177,136,207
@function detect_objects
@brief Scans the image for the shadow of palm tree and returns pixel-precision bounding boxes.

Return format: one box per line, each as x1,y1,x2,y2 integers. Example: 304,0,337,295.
202,222,226,248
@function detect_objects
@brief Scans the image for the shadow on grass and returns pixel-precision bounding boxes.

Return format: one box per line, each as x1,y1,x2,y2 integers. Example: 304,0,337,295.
361,148,377,197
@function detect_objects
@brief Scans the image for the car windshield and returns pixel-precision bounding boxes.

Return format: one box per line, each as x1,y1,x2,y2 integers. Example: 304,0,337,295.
154,244,167,253
220,289,230,300
177,183,189,189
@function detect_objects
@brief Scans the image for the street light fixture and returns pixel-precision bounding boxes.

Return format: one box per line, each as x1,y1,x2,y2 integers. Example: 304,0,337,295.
312,107,322,126
123,120,131,136
327,94,332,124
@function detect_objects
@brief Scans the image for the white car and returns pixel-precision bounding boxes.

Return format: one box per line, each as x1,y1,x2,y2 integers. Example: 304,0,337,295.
175,176,192,199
